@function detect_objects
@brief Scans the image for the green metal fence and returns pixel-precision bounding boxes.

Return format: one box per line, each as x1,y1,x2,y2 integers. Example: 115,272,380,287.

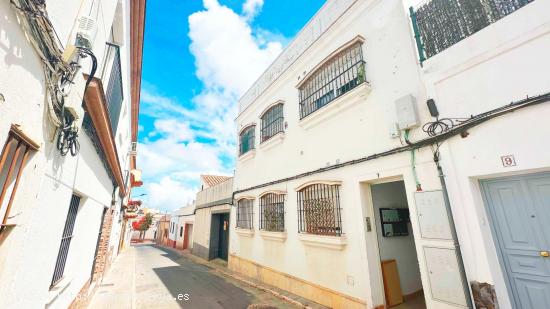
410,0,534,63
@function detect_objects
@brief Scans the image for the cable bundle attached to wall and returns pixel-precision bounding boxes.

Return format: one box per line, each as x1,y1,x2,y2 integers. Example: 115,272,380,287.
10,0,97,156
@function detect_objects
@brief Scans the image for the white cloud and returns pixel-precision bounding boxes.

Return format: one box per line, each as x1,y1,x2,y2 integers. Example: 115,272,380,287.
152,119,194,142
145,177,198,210
137,0,283,211
188,0,282,95
242,0,264,20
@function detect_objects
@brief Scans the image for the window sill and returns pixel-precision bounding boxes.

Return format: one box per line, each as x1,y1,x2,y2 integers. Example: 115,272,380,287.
299,82,371,130
46,277,72,305
259,132,285,151
238,149,256,162
259,230,287,242
298,233,347,250
235,228,255,237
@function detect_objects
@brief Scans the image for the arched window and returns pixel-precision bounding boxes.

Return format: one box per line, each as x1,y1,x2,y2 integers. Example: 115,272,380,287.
259,193,285,231
297,183,342,236
260,103,284,143
236,198,254,229
298,42,365,119
239,125,255,156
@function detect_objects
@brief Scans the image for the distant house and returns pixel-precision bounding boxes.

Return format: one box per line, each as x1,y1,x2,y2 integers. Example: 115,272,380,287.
193,175,233,261
155,214,171,247
169,203,196,250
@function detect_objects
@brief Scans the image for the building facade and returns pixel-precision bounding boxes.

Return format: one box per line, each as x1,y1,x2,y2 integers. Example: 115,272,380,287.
168,203,195,250
231,1,550,309
0,0,145,308
193,176,233,261
155,214,171,247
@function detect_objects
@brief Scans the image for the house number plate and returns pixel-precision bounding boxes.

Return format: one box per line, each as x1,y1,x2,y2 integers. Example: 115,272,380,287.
501,155,516,167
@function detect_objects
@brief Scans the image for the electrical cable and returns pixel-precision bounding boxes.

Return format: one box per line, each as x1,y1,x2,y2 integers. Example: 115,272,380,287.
56,47,97,157
422,117,469,137
231,92,550,201
11,0,99,157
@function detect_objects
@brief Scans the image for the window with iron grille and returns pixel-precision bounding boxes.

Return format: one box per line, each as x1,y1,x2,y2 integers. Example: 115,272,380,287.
51,194,81,286
260,104,284,143
0,125,38,228
297,183,342,236
236,199,254,229
239,126,255,156
259,193,285,232
299,43,365,119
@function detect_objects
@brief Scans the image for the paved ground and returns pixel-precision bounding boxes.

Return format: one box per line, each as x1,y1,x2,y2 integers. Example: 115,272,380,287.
88,244,298,309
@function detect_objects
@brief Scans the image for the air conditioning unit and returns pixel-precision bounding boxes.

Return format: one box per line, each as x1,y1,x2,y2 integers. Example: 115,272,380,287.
75,16,98,49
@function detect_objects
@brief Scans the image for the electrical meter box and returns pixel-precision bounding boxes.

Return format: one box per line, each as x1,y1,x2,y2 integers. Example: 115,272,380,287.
395,94,420,130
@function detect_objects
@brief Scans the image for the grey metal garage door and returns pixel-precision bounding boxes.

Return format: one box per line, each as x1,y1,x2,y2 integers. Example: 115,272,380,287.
481,172,550,309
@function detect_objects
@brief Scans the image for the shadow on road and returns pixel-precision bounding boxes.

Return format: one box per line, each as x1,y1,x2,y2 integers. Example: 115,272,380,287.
149,245,255,309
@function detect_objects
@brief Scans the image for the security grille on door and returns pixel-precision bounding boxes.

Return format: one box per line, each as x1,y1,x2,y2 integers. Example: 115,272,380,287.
51,194,81,286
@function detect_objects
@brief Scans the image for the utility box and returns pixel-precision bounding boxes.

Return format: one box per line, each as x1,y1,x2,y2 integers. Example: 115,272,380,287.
414,190,453,240
395,94,420,130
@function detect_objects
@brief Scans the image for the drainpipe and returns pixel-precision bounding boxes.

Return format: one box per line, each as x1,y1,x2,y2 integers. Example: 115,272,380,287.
434,154,473,308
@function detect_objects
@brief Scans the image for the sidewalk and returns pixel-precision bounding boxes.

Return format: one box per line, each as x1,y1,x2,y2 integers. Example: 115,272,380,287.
88,244,137,308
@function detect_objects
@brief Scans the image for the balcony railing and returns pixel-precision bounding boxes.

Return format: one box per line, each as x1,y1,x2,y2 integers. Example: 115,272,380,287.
101,43,124,134
410,0,534,62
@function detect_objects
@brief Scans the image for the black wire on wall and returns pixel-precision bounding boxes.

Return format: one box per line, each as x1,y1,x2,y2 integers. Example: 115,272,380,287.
231,92,550,203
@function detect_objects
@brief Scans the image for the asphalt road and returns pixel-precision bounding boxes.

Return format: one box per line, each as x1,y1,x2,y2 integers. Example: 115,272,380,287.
88,243,296,309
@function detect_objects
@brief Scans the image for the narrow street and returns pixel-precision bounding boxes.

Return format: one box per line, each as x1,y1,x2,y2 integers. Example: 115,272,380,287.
88,244,298,309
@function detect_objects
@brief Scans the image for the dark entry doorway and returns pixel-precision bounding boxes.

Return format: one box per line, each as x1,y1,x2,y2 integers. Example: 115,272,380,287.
209,213,229,261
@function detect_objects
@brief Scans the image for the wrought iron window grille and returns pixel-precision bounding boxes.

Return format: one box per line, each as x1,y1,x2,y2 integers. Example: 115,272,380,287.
299,43,366,119
259,193,285,232
239,125,255,156
51,194,81,287
236,199,254,229
410,0,534,61
260,104,284,143
297,184,343,236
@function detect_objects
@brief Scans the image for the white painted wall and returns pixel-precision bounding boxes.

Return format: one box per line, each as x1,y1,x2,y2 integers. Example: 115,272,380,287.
415,1,550,308
233,0,550,308
233,0,426,306
0,0,136,307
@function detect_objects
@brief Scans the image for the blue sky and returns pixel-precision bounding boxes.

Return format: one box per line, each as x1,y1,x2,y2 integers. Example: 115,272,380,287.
135,0,325,211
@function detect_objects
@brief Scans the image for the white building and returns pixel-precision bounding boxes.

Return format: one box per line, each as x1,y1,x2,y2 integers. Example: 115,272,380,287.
193,175,232,261
168,203,196,251
231,1,550,309
0,0,145,308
